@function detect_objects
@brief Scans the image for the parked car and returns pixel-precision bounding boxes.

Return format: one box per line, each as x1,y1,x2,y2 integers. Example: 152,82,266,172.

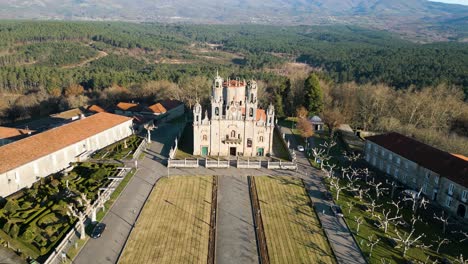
297,145,305,152
330,205,344,217
91,222,106,239
323,191,333,201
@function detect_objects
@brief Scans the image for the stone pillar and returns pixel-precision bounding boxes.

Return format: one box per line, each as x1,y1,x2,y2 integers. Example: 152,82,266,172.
147,129,151,143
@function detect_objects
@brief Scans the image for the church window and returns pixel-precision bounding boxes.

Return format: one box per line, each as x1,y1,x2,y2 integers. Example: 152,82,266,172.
202,135,207,141
196,116,199,122
247,139,252,147
231,130,236,138
215,107,219,116
240,101,242,106
249,108,254,117
259,136,264,142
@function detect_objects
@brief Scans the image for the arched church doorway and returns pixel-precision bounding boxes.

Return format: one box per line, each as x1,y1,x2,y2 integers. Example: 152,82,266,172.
457,204,466,218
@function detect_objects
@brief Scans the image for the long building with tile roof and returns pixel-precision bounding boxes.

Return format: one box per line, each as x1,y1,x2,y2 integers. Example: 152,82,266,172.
0,112,133,197
365,132,468,219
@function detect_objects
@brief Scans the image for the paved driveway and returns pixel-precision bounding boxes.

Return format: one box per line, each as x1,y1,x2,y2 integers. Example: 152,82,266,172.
74,122,184,264
216,175,259,264
280,126,366,264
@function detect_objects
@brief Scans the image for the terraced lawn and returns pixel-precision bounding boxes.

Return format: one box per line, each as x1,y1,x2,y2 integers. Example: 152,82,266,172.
255,176,336,264
119,176,213,264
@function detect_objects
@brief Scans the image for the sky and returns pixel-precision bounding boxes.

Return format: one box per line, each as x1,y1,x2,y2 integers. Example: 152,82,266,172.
430,0,468,5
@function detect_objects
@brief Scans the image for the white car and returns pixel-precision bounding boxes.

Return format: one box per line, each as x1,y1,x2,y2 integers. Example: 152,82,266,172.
297,145,305,152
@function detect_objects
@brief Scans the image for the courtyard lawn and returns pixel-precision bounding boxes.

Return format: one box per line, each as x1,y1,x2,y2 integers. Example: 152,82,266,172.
119,176,213,264
255,176,336,264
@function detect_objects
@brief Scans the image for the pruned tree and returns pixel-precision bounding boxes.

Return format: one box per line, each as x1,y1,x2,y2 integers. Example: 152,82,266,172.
451,230,468,242
386,180,402,200
347,201,355,214
433,236,450,254
393,228,425,257
311,147,330,169
454,254,467,264
355,216,364,234
389,201,402,218
343,151,362,163
369,181,388,199
366,196,382,218
433,211,451,234
330,177,347,201
403,189,427,213
323,162,337,178
320,139,337,156
367,234,381,257
357,188,369,202
376,209,402,233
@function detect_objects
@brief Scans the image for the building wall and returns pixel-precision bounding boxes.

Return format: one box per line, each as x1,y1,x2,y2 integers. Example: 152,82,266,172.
364,140,467,219
193,117,273,157
0,120,133,197
438,177,468,219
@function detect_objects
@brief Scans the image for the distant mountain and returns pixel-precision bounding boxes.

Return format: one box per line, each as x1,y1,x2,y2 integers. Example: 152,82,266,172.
1,0,467,41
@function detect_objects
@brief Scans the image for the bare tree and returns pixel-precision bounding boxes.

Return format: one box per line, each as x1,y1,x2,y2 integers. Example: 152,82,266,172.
347,201,355,214
389,201,402,218
433,236,450,254
366,196,382,218
369,181,388,199
357,188,369,202
320,139,337,156
403,189,423,214
322,107,345,137
343,151,362,163
330,177,347,201
355,216,364,234
367,234,381,257
454,254,467,264
451,230,468,242
323,163,337,178
433,211,450,234
311,147,330,169
394,228,425,257
377,209,402,233
386,180,402,200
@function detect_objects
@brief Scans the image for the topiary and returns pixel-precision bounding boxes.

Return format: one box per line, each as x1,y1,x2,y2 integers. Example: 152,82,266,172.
40,246,47,255
4,200,19,213
9,224,19,238
2,222,11,233
21,229,35,242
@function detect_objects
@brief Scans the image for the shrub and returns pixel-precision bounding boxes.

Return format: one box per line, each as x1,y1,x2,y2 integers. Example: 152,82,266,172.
50,235,57,242
2,222,11,233
40,247,47,255
50,179,60,188
4,200,20,213
9,224,19,238
21,229,35,242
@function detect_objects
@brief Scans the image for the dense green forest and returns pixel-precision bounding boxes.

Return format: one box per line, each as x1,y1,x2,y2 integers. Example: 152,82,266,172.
0,21,466,95
0,21,466,154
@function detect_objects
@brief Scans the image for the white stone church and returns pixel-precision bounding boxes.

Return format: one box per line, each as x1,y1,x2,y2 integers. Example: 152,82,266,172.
193,74,275,157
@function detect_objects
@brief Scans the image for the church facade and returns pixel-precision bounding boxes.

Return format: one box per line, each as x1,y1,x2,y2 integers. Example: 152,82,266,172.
193,75,275,157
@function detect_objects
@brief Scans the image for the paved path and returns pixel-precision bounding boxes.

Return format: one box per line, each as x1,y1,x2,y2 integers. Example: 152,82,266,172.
280,126,366,264
74,122,184,264
216,175,259,264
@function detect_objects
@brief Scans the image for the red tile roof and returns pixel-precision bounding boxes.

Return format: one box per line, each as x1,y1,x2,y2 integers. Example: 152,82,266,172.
116,102,139,111
147,103,167,114
0,127,34,140
88,105,106,113
366,132,468,187
0,113,132,174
